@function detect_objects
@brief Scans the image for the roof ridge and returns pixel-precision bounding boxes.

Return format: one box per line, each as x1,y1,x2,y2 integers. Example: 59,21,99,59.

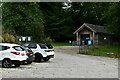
84,23,104,27
73,23,107,34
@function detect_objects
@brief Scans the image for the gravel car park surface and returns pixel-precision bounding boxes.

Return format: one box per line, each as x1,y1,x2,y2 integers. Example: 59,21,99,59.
0,46,118,78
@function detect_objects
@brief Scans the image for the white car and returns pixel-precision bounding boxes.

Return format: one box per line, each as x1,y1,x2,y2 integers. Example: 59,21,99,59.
22,43,54,62
0,43,28,68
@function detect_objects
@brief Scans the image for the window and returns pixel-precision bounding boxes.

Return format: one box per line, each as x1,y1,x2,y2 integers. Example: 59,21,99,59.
22,43,29,47
0,46,2,51
13,46,25,51
39,44,48,49
0,45,10,51
46,44,53,49
28,43,37,49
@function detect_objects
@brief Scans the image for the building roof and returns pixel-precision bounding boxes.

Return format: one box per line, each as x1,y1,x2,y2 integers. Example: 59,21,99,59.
73,23,107,34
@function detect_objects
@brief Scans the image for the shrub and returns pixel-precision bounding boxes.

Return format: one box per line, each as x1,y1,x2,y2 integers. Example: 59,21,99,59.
2,33,16,43
0,35,3,42
44,37,52,43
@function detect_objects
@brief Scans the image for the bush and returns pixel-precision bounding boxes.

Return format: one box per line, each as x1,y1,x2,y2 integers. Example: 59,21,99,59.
43,37,52,43
2,33,16,43
0,35,3,42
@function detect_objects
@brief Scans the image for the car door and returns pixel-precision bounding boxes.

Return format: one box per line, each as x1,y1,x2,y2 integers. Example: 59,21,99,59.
0,46,11,60
0,45,10,63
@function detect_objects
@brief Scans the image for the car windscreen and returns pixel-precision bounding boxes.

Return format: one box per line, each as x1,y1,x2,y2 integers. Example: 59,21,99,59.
13,46,25,51
39,44,48,49
22,43,29,47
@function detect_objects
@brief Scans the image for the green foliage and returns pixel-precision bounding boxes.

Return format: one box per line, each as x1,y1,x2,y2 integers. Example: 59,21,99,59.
2,2,45,42
71,2,110,28
39,3,74,42
51,42,71,46
40,2,111,42
102,2,120,37
31,22,45,43
44,37,52,44
2,2,119,43
83,45,120,58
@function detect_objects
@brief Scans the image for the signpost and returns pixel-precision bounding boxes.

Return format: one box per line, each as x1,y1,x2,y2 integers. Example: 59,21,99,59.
17,36,32,42
88,40,92,46
28,36,31,42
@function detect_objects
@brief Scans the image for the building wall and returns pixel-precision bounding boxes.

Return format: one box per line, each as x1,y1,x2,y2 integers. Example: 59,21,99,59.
98,33,111,45
94,33,99,45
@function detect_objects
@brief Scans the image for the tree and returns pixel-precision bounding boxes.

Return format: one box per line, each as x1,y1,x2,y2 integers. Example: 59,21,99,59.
3,2,118,43
39,2,75,42
39,2,111,42
2,2,45,42
71,2,110,28
102,2,120,38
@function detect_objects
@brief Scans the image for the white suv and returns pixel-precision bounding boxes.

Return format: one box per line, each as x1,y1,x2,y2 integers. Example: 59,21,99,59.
0,43,28,68
22,43,54,62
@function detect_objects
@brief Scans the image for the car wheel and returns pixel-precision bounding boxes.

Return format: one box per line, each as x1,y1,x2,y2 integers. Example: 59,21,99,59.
2,59,12,68
43,57,50,61
35,53,42,62
14,63,20,67
27,61,32,64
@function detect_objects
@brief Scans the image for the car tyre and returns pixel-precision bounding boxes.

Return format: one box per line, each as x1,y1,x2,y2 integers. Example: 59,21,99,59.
14,63,21,67
27,61,32,64
43,57,50,61
35,53,42,62
2,59,12,68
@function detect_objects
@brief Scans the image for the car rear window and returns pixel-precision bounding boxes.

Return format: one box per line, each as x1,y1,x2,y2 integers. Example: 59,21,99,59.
39,44,48,49
13,46,25,51
28,43,37,49
46,44,53,49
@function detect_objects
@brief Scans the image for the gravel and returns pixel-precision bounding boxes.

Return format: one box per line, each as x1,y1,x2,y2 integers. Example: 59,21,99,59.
0,46,118,78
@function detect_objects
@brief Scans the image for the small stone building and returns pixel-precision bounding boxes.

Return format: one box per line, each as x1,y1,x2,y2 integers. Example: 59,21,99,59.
73,23,111,45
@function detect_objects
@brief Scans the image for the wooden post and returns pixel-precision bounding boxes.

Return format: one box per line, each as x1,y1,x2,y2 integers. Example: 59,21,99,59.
0,7,2,43
76,33,81,54
93,32,95,45
76,32,79,45
79,34,80,54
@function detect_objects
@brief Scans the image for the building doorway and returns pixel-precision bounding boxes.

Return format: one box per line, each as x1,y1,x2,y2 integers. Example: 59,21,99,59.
80,34,90,45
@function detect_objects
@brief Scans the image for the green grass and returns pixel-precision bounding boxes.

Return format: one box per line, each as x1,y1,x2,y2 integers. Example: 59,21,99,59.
51,42,71,46
84,45,120,58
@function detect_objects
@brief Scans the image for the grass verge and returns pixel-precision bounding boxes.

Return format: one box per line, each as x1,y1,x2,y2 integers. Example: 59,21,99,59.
79,45,120,58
